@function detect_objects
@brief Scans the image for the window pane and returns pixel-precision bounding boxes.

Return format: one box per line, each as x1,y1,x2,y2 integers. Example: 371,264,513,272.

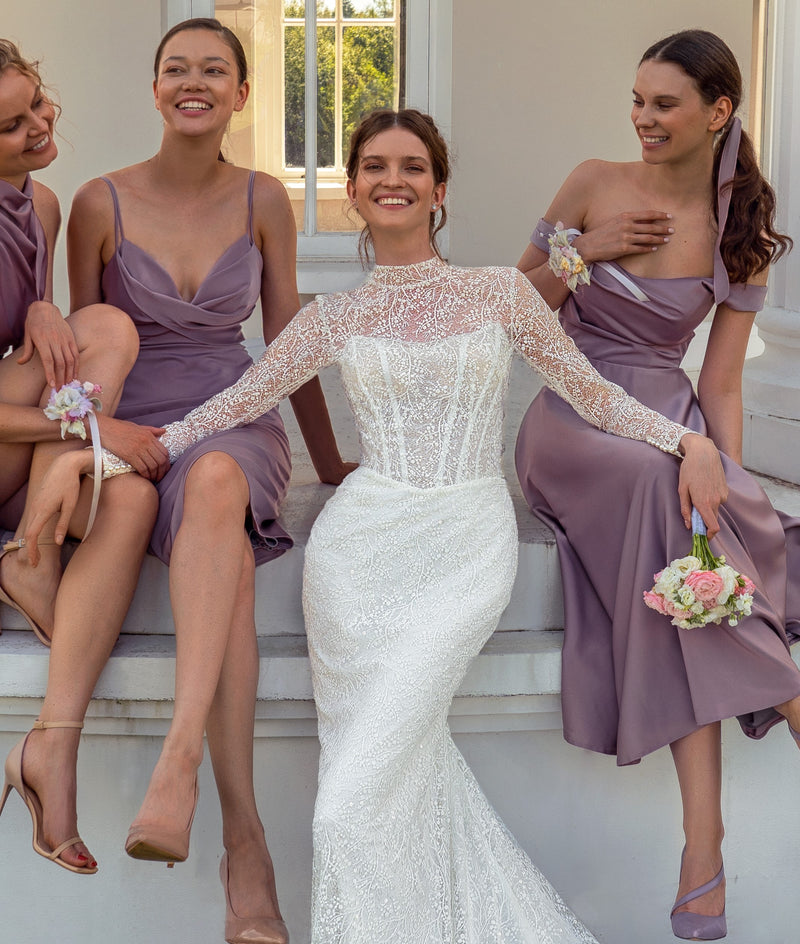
342,25,397,166
317,26,335,168
215,0,404,236
284,25,306,168
344,0,395,18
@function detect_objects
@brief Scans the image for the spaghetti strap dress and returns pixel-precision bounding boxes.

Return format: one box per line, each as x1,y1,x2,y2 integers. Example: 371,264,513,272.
515,134,800,766
99,173,292,565
0,174,47,354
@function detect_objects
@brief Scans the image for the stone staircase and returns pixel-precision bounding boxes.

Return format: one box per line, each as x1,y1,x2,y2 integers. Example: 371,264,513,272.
2,355,799,944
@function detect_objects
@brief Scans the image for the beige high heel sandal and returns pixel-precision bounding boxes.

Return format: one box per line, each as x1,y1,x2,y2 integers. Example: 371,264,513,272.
0,538,57,647
0,720,97,874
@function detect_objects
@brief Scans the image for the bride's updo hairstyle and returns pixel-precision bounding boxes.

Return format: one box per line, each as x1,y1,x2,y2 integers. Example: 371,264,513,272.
640,29,791,282
346,108,451,262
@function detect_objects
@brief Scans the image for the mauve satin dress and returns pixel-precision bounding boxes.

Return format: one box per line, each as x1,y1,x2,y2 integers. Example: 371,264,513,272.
99,173,291,565
516,221,800,766
0,174,46,353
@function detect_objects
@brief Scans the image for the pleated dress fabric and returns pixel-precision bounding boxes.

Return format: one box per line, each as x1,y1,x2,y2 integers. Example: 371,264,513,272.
99,173,291,564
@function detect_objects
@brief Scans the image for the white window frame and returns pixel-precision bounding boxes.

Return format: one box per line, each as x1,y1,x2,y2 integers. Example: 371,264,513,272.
163,0,452,292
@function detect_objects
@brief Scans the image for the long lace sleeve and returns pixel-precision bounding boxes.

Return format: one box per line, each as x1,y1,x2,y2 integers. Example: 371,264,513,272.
161,301,336,461
505,269,692,455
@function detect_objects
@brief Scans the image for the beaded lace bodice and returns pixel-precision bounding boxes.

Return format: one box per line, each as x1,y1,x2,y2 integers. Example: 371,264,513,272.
160,258,690,485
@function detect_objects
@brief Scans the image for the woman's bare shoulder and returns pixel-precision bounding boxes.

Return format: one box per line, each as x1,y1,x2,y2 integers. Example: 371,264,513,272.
30,180,60,230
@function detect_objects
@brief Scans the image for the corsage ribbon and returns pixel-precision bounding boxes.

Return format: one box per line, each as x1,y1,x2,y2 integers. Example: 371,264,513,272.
43,381,103,540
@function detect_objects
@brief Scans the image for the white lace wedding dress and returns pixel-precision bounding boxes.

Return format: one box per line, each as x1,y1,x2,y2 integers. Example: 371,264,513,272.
157,257,690,944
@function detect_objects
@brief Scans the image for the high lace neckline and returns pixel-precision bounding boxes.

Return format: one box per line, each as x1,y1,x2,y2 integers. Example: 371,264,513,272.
369,255,448,287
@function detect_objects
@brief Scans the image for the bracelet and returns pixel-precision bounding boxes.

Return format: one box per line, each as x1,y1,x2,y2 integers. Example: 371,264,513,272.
44,381,103,540
547,221,591,292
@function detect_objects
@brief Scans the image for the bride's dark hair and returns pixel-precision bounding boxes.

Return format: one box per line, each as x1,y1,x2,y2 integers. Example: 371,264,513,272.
346,109,450,262
640,29,791,283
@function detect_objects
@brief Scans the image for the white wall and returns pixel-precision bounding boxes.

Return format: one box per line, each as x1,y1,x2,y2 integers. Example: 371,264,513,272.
448,0,756,265
2,0,165,310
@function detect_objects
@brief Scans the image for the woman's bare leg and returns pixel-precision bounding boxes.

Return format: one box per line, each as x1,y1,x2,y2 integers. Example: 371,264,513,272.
207,542,282,921
669,723,725,919
128,453,252,834
13,471,158,869
0,304,139,636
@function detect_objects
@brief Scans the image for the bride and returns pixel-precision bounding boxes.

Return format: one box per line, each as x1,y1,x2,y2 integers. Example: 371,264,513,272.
26,108,727,942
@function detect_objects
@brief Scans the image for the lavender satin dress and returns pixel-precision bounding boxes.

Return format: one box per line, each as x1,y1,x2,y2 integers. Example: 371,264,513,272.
516,138,800,766
0,174,47,354
100,174,292,565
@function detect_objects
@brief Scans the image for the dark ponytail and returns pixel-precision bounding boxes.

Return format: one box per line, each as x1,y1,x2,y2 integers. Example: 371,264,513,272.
641,29,791,282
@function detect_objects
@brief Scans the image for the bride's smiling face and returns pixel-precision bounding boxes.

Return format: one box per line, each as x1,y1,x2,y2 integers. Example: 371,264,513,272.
347,127,446,241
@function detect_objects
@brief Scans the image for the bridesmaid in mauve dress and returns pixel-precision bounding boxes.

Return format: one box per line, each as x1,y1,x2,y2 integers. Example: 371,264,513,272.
23,18,350,944
516,29,800,941
0,38,164,876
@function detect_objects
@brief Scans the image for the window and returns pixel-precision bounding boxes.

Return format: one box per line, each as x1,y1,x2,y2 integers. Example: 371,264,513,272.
214,1,403,239
169,0,449,287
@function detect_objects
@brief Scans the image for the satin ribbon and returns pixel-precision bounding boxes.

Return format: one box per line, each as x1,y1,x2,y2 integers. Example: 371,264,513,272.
712,116,742,304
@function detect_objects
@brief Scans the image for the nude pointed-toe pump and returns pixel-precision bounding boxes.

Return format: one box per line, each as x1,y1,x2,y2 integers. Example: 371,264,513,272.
220,852,289,944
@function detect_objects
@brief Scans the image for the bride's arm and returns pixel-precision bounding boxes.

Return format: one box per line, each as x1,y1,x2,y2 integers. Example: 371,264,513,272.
504,269,728,535
161,300,335,459
20,301,338,555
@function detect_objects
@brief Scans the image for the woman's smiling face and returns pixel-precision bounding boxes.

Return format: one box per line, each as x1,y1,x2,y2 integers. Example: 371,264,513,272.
631,59,728,166
346,126,446,244
0,67,57,186
153,28,248,137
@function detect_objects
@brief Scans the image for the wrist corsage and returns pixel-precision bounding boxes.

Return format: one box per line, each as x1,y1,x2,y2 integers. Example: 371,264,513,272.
43,381,104,540
44,381,103,439
547,221,591,292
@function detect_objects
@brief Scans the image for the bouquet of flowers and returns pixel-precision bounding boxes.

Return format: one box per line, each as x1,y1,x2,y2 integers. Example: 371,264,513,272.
547,221,591,292
43,380,103,439
643,509,755,629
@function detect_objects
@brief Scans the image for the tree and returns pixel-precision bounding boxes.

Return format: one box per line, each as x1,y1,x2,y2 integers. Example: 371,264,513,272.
283,1,398,168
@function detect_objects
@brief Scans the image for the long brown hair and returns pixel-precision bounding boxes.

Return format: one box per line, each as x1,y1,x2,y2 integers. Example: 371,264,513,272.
640,29,791,282
346,109,450,262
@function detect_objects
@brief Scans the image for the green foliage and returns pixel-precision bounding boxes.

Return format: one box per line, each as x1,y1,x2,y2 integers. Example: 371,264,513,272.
283,2,397,168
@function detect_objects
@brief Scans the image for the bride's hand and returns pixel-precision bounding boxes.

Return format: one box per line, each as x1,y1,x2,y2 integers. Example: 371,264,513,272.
23,451,92,565
575,210,674,264
677,433,728,539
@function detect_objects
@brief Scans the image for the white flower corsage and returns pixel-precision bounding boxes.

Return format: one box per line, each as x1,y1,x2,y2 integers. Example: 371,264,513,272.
43,381,103,439
547,221,591,292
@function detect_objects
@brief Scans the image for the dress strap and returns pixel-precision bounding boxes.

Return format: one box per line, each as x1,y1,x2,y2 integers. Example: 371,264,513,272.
247,170,256,244
100,176,124,248
712,116,742,305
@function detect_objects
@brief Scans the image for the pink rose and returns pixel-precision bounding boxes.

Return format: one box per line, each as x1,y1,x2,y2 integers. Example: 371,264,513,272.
735,575,756,596
643,590,669,616
684,570,725,607
664,600,692,621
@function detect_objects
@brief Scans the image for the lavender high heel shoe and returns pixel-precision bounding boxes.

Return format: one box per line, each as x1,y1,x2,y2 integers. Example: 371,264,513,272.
220,852,289,944
671,851,726,941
